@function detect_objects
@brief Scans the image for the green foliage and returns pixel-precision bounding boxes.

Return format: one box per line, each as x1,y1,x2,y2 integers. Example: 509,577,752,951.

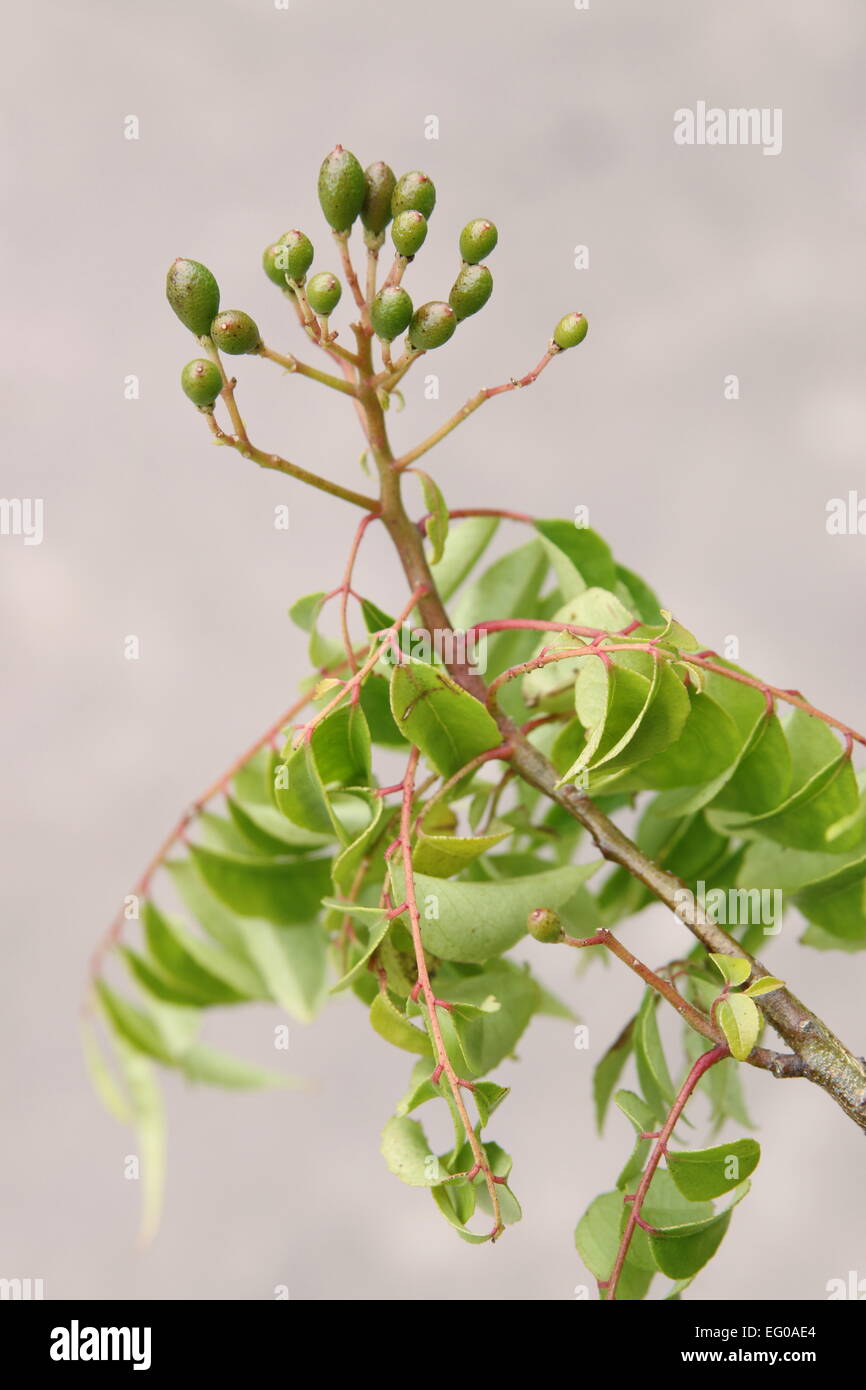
96,146,864,1297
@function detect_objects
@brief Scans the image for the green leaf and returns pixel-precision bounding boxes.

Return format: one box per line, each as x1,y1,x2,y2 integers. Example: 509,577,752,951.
450,539,550,683
370,993,433,1055
116,1042,165,1245
380,1116,444,1186
634,991,677,1122
535,520,618,594
667,1139,760,1201
311,704,372,787
646,1180,750,1279
329,913,390,992
415,468,449,564
81,1020,133,1125
428,515,499,602
177,1042,295,1090
289,591,326,632
413,819,511,877
95,980,176,1064
188,844,332,926
473,1081,510,1128
593,1020,635,1133
522,588,635,712
142,901,261,1003
607,691,743,794
360,597,395,634
575,1191,654,1301
614,563,663,625
614,1088,658,1135
434,961,538,1077
743,975,784,998
358,673,409,747
708,953,751,987
717,994,761,1061
389,660,502,777
390,861,601,964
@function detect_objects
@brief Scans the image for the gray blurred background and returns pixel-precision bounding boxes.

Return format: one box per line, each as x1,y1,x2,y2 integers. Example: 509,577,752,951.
3,0,865,1301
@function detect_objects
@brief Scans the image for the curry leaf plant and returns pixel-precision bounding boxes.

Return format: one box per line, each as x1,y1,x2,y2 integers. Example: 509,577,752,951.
86,146,866,1298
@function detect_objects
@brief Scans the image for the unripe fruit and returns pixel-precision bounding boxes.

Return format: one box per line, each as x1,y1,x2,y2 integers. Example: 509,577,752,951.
370,286,413,342
527,908,564,944
210,310,261,355
408,301,456,351
552,312,588,350
449,264,493,320
459,219,498,264
166,258,220,336
263,229,314,286
180,359,223,407
317,145,366,232
361,162,396,236
306,271,342,316
391,170,436,219
391,210,428,258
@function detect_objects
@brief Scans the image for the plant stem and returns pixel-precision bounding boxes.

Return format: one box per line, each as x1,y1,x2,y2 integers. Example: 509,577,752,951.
393,351,556,471
257,344,359,395
602,1044,729,1301
205,413,379,512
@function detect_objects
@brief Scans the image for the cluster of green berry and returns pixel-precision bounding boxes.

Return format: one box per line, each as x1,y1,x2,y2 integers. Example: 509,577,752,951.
168,144,587,409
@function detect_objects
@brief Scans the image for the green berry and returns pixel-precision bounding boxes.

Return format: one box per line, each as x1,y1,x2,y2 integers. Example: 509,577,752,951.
370,286,413,342
391,210,428,258
459,218,498,264
263,243,289,287
408,301,456,351
180,359,223,408
391,170,436,220
166,258,220,336
552,312,588,350
317,145,366,232
306,271,342,316
527,908,564,944
263,229,314,287
361,162,396,237
210,310,261,355
449,264,493,321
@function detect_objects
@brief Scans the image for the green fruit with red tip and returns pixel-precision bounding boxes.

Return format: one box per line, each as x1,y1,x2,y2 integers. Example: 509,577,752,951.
263,230,314,286
553,312,588,349
459,219,498,264
361,162,396,237
408,301,456,350
306,272,342,315
449,264,493,320
391,170,436,219
391,210,428,257
527,908,564,944
210,310,261,355
317,145,366,232
371,286,413,342
180,359,222,407
166,258,220,336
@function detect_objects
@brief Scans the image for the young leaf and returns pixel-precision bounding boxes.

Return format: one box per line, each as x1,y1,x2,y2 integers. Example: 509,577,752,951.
708,953,751,988
717,994,761,1061
415,468,449,564
743,975,784,998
